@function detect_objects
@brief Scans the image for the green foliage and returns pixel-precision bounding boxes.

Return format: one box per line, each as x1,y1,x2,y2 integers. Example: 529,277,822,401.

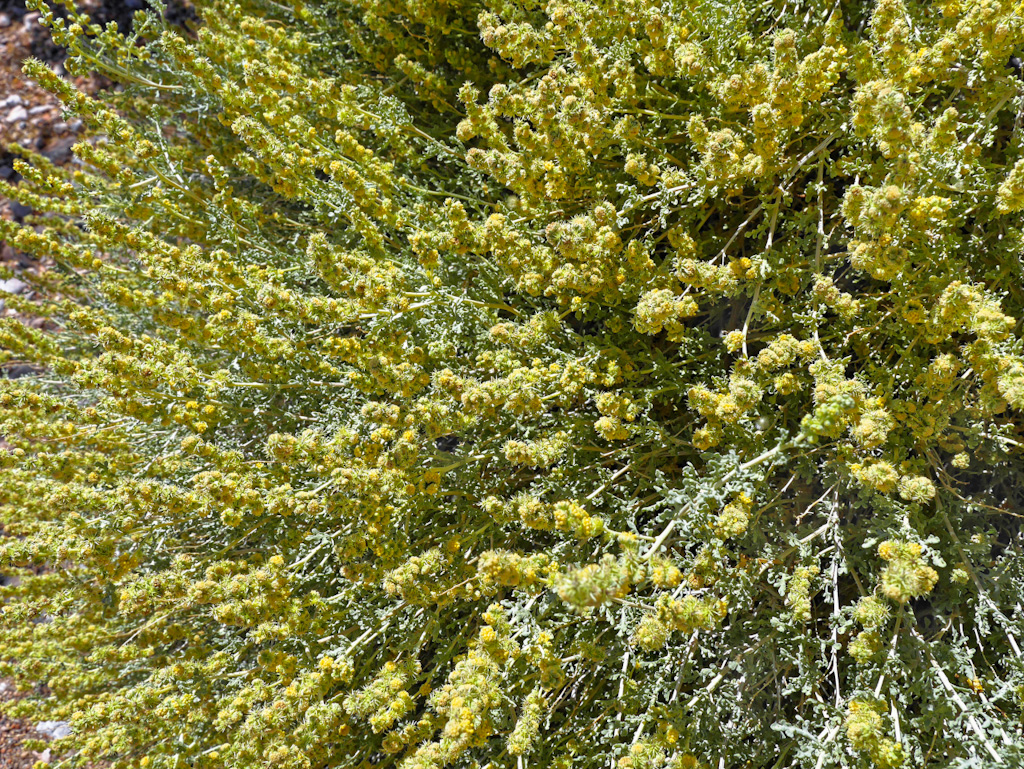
1,0,1024,766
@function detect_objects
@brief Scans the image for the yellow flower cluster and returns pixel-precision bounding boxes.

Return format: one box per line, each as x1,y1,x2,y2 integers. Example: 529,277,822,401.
877,541,939,603
845,699,905,769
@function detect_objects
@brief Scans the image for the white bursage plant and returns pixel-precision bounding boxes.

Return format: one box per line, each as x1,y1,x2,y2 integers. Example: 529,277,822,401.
0,0,1023,767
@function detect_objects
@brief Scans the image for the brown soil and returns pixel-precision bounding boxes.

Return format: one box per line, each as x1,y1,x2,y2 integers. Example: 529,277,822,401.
0,682,49,769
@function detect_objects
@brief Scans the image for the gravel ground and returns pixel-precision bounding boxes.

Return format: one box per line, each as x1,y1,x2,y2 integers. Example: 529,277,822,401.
2,0,102,269
0,682,48,769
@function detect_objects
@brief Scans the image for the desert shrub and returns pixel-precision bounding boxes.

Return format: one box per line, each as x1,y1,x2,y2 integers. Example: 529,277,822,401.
1,0,1023,766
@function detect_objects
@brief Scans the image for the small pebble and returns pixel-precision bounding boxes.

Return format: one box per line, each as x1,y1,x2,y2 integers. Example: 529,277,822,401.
5,106,28,124
0,13,11,28
28,106,52,117
0,279,27,295
1,244,26,264
1,248,32,269
8,202,33,221
0,95,22,109
42,137,77,164
35,722,71,740
3,365,39,380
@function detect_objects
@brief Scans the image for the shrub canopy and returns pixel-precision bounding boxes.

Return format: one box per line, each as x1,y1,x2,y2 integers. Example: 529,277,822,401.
1,0,1024,767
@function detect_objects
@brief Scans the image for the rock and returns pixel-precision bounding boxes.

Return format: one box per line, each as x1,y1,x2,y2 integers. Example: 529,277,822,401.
33,748,52,765
0,95,22,109
5,106,28,124
435,434,461,452
0,13,11,29
0,279,27,295
1,245,33,268
3,365,40,380
35,721,71,740
42,137,77,164
28,106,52,117
8,201,33,221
